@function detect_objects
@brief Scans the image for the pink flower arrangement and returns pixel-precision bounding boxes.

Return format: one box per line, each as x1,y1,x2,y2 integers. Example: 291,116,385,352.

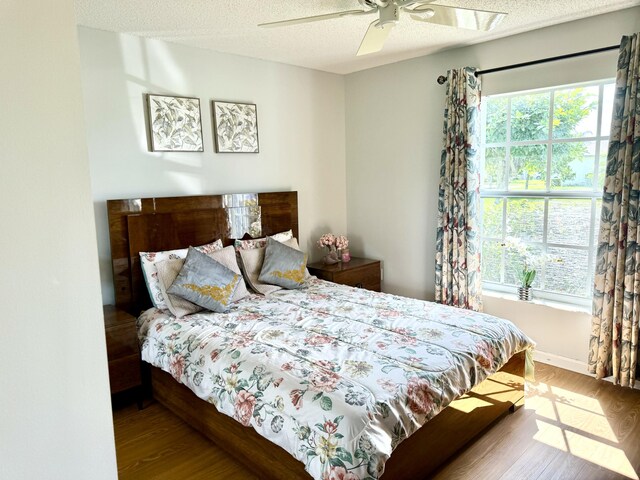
317,233,336,249
317,233,349,250
335,235,349,250
317,233,350,264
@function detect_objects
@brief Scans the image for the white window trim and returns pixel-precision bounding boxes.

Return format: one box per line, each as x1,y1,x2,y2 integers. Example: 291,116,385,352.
480,78,614,308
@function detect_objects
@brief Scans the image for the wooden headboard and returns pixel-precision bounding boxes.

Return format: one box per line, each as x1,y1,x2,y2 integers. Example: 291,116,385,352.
107,191,298,314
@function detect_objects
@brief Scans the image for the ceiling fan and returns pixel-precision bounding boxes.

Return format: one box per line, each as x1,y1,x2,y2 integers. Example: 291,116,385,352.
259,1,507,56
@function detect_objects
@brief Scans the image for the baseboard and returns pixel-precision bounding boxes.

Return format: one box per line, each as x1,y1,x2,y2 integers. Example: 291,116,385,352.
533,350,587,375
533,350,640,390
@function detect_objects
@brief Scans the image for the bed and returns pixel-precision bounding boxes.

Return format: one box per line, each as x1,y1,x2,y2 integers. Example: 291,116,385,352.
107,191,534,480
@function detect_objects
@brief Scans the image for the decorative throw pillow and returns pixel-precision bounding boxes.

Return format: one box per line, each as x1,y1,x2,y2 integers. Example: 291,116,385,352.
239,247,283,296
157,246,250,318
167,247,242,313
156,258,203,318
239,236,309,295
233,229,293,251
259,237,308,289
140,239,223,310
238,237,311,295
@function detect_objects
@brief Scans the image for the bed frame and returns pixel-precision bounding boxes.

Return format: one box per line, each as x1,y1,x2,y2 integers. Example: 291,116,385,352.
107,191,526,479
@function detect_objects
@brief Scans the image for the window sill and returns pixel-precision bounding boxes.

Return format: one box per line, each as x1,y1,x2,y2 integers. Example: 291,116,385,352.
482,289,591,314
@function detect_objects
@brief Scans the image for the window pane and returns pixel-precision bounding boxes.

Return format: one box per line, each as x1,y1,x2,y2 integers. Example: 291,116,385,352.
486,97,508,144
553,86,599,139
545,247,589,296
550,141,596,190
504,243,542,287
547,199,591,246
506,198,544,242
509,145,547,191
482,197,503,237
480,81,614,303
482,240,502,283
601,83,615,137
482,147,507,189
511,92,550,142
598,140,608,190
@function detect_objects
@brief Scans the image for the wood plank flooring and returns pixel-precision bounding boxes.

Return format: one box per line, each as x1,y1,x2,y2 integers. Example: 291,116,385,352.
112,362,640,479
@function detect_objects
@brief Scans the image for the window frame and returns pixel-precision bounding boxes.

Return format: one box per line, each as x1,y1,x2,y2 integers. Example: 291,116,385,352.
479,78,614,307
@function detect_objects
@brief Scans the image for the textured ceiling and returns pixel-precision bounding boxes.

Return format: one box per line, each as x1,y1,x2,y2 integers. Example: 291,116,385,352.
74,0,640,74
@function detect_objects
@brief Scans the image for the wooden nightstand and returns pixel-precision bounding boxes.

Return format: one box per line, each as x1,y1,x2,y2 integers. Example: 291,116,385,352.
307,257,381,292
103,305,142,406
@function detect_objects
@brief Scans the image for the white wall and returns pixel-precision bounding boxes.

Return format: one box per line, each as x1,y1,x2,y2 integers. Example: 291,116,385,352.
77,27,347,304
345,8,640,365
0,2,117,479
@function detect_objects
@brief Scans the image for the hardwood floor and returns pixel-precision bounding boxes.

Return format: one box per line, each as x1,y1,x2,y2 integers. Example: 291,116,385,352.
112,363,640,479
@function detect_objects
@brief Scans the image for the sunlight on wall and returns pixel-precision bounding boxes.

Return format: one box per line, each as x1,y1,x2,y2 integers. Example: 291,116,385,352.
119,34,192,156
530,382,638,479
166,169,204,192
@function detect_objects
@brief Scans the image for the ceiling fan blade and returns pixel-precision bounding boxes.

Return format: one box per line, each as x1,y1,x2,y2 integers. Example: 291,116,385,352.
259,9,373,28
357,20,395,56
410,4,506,31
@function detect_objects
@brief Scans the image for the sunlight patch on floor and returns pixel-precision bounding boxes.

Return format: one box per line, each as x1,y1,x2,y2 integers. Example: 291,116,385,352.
448,394,494,413
530,381,639,480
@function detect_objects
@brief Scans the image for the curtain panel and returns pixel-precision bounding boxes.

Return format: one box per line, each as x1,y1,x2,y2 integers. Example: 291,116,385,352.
435,67,482,311
590,33,640,387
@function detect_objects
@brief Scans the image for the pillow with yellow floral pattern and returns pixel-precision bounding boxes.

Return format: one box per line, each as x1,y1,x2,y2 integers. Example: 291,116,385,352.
258,237,308,289
168,247,241,313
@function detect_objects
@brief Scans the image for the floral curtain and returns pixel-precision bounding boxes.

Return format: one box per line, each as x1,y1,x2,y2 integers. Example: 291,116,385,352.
590,33,640,387
435,67,482,311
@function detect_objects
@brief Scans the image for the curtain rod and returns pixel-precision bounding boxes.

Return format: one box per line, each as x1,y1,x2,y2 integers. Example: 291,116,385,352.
436,44,620,85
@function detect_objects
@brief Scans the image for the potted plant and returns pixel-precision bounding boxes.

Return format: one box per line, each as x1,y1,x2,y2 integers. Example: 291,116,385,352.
517,264,536,301
502,237,543,301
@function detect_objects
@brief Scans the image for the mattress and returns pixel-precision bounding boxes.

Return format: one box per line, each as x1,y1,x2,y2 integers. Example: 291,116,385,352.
138,278,534,480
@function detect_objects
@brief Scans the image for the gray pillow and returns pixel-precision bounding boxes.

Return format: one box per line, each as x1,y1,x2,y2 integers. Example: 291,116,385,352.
258,237,308,289
167,247,242,313
157,245,250,318
239,247,283,296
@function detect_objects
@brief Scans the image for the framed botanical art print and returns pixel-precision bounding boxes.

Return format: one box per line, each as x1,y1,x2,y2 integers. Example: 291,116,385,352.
212,101,259,153
146,94,204,152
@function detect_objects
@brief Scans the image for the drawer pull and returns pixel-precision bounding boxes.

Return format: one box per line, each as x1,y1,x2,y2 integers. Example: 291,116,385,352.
355,282,363,288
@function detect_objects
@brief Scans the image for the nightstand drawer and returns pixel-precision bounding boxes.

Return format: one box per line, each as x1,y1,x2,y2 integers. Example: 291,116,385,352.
105,323,138,359
108,354,142,394
103,305,142,397
333,267,380,291
307,257,381,292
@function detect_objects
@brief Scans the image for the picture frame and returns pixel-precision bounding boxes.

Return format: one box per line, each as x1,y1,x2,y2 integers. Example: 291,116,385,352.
212,101,259,153
146,94,204,152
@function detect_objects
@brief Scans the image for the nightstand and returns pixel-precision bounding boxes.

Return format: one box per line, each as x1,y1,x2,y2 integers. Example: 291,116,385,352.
103,305,142,406
307,257,381,292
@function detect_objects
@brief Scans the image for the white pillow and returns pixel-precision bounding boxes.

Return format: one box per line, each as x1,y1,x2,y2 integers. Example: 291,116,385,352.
139,239,223,310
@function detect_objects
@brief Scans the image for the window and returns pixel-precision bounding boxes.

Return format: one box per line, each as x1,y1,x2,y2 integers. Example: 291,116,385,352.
480,79,615,305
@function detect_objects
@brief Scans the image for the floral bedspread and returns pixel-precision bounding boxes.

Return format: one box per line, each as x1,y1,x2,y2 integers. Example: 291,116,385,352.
138,279,534,480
